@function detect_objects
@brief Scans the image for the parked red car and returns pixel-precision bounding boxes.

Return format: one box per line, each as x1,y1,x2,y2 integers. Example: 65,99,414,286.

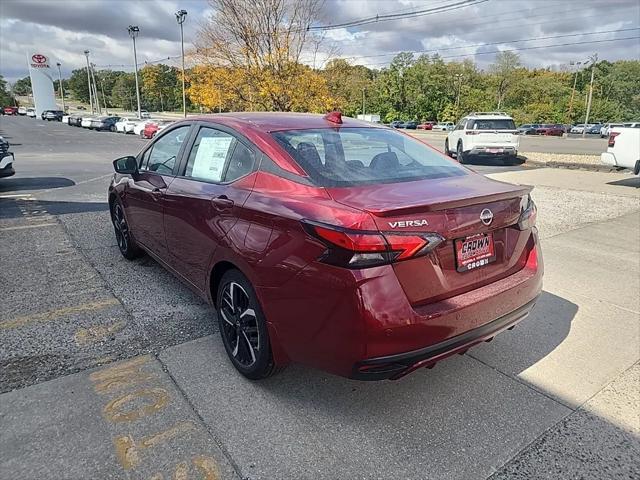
3,106,18,115
536,124,564,136
417,122,434,130
142,122,159,139
109,112,542,380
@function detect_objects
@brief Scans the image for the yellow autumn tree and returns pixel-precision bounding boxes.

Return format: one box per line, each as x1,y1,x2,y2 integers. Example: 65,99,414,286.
192,0,338,112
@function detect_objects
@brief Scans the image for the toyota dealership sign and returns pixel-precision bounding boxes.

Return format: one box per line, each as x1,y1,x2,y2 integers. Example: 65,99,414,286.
27,52,57,116
30,54,50,68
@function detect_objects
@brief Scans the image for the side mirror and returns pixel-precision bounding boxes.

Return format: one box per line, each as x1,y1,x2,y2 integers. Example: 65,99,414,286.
113,156,138,175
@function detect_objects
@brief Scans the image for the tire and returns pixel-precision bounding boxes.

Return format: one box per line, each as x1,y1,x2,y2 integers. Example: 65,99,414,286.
216,269,281,380
110,199,143,260
110,125,116,132
444,139,454,158
457,141,467,164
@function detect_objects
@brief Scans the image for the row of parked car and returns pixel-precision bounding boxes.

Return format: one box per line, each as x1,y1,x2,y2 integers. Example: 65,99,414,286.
64,113,175,139
390,120,455,131
12,107,175,140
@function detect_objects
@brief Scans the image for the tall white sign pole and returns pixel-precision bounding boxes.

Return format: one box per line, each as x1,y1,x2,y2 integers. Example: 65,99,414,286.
27,52,57,117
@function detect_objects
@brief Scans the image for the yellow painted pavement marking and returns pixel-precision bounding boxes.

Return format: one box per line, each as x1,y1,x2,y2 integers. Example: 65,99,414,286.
0,298,120,329
113,422,197,470
75,320,127,346
103,388,171,423
90,356,157,394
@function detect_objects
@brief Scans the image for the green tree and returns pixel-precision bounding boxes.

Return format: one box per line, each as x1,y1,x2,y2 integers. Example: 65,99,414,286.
12,76,32,96
0,75,16,106
66,68,92,103
489,51,521,110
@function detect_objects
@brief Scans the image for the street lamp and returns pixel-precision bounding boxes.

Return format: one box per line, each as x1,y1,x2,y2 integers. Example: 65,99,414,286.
175,9,188,118
56,62,65,111
128,25,142,119
83,50,94,114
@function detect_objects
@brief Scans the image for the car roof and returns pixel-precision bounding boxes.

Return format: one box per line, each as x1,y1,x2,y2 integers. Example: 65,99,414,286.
181,112,381,132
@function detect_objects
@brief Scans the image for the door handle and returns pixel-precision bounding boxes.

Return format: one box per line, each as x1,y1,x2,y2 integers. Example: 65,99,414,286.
151,187,165,201
211,195,234,210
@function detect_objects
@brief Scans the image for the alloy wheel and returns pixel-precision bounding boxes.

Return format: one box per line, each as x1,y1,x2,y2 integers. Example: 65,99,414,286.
112,203,129,253
219,281,260,367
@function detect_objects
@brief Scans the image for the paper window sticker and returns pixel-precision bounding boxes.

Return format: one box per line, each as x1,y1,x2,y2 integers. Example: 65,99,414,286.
191,136,233,182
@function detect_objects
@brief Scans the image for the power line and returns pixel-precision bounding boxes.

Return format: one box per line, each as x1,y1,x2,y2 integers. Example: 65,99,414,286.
95,55,181,69
352,27,640,61
307,0,487,31
363,35,640,66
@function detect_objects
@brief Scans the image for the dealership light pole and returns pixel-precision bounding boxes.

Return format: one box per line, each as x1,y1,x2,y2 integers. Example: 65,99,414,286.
56,62,65,111
175,9,188,118
582,53,598,139
84,50,94,113
128,25,142,119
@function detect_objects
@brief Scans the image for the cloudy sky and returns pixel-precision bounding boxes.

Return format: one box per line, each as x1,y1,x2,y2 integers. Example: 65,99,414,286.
1,0,638,82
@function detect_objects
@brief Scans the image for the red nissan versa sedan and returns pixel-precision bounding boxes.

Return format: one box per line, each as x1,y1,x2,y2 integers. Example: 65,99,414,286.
108,112,542,381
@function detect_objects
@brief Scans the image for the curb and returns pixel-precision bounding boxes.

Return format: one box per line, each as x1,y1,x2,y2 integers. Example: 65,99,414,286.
524,158,623,173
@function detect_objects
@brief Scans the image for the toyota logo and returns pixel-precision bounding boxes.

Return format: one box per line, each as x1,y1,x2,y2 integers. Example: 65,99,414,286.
32,54,47,64
480,208,493,226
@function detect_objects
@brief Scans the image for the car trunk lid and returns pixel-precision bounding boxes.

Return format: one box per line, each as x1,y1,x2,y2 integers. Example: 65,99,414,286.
327,174,533,304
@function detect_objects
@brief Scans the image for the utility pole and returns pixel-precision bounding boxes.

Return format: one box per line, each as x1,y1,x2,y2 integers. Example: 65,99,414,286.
90,63,101,114
567,70,578,121
128,25,142,119
455,73,463,112
84,50,94,113
362,87,366,116
175,9,188,118
582,54,598,139
56,62,65,111
99,75,108,114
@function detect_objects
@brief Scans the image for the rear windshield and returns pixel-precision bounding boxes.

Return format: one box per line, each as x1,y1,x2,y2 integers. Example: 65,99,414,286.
272,127,467,187
469,119,516,130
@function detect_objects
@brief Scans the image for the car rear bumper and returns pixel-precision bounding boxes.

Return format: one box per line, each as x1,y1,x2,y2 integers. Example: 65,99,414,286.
261,233,542,380
469,146,517,156
352,296,538,380
601,152,617,166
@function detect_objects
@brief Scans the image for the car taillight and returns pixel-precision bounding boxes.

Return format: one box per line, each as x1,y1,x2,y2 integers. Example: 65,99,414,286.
516,195,537,230
608,132,620,147
303,221,444,268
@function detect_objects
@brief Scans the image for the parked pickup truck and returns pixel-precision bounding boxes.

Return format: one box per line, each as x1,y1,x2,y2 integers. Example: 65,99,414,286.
600,126,640,174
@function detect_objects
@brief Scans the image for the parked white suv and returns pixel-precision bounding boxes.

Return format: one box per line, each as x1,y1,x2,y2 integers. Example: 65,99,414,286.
600,126,640,174
445,112,519,163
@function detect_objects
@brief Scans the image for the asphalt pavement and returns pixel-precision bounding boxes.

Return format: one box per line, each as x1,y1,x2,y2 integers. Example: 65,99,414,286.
1,115,639,480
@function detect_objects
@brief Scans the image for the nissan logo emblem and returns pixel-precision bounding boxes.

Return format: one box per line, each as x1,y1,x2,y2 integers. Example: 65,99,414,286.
32,54,47,64
480,208,493,226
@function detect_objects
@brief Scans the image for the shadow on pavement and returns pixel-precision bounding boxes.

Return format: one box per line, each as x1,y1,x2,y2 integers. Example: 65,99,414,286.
0,198,109,219
606,176,640,188
0,176,75,192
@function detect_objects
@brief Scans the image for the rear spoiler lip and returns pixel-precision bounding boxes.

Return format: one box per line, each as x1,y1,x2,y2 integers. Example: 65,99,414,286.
367,185,533,216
